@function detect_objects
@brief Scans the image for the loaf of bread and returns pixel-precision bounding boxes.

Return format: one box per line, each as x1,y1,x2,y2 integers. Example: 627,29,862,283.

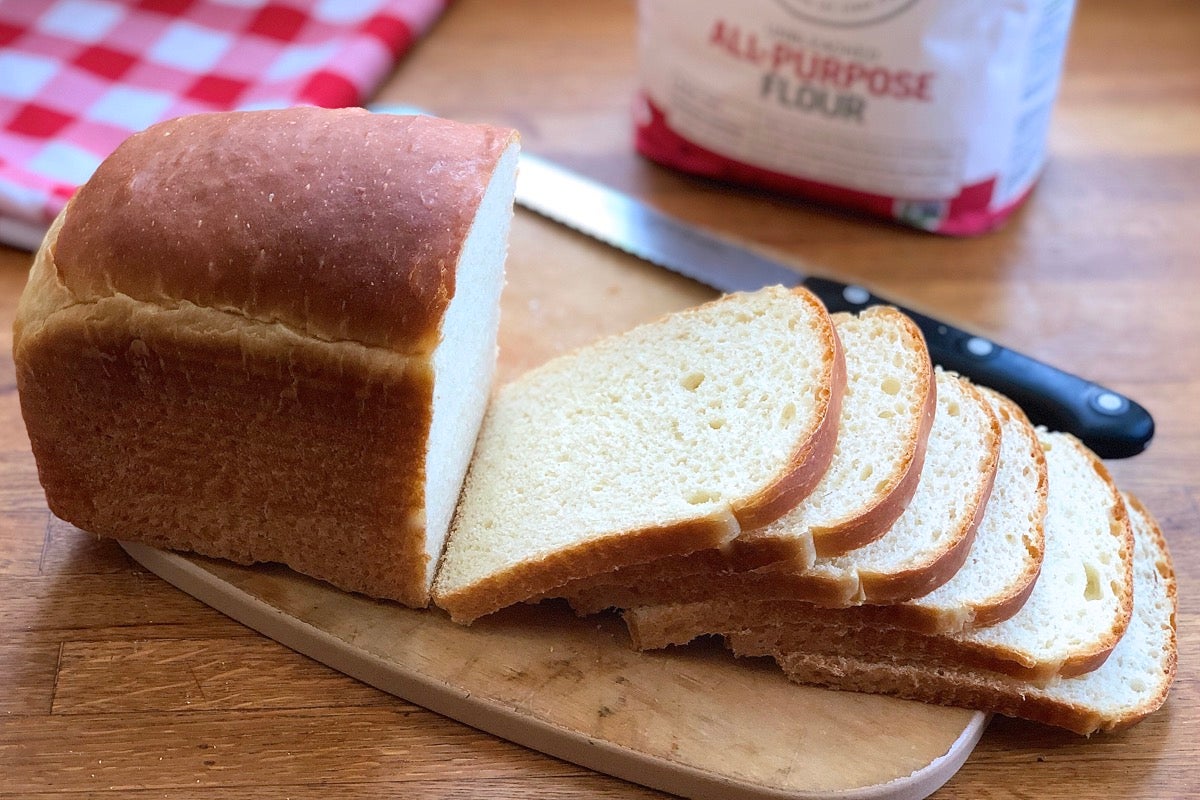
15,107,1173,733
14,108,520,607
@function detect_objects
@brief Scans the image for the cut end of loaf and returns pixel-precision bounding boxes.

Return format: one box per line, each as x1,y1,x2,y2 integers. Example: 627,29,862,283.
423,139,521,593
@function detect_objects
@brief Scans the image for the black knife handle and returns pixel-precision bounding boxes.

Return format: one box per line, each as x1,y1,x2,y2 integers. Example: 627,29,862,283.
800,276,1154,459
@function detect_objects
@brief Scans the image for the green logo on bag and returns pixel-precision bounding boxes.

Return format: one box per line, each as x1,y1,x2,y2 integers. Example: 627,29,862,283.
774,0,920,28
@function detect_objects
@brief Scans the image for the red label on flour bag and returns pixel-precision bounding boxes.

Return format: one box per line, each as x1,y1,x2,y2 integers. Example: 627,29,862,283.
635,0,1078,235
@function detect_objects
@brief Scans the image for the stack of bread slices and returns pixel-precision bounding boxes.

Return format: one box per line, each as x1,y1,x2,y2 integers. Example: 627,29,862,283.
433,285,1176,735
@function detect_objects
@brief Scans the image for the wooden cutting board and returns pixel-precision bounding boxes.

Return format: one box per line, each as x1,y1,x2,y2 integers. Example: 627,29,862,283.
122,542,986,800
124,211,988,799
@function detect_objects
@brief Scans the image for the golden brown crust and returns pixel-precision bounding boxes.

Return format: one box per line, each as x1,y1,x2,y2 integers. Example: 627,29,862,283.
562,555,863,616
434,511,741,624
763,621,1069,684
53,108,518,353
19,231,433,605
770,651,1115,734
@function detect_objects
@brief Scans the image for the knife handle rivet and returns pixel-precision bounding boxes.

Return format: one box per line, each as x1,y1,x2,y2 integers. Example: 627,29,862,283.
964,336,996,357
842,285,871,305
1091,391,1129,415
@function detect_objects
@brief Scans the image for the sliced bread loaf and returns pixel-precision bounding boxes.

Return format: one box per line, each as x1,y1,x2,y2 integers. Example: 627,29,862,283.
761,492,1174,735
622,388,1045,644
547,305,936,609
707,431,1133,684
432,286,845,623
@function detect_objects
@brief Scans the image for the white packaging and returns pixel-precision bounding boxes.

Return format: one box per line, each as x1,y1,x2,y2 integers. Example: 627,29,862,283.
635,0,1077,234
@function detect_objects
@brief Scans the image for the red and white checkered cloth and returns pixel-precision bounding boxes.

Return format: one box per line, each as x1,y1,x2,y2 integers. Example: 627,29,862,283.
0,0,449,249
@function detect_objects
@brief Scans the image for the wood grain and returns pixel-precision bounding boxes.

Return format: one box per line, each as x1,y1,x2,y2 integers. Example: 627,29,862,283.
117,542,985,800
1,0,1199,797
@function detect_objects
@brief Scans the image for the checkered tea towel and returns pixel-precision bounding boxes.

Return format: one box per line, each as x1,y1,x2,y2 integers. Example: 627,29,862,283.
0,0,449,250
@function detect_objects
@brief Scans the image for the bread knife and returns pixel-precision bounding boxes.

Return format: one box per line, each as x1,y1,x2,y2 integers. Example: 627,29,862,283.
366,105,1153,458
512,153,1154,458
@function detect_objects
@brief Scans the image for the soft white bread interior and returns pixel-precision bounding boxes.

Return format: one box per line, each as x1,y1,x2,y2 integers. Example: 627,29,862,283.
759,493,1174,735
884,388,1047,631
432,286,846,623
773,370,1000,605
736,306,937,561
941,430,1133,677
14,108,519,607
425,142,519,590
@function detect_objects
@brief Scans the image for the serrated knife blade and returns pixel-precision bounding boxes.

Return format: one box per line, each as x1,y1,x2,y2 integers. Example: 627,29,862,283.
514,153,1154,458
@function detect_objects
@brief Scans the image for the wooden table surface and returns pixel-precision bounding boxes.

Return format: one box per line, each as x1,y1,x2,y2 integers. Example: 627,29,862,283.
2,1,1197,797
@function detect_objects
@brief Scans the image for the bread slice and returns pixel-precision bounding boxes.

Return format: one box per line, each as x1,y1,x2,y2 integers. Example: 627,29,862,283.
623,387,1045,644
709,431,1133,684
432,286,846,623
762,493,1175,735
548,305,936,609
15,108,519,607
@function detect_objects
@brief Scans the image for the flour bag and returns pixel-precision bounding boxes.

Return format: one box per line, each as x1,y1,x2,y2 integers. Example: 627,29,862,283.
636,0,1077,234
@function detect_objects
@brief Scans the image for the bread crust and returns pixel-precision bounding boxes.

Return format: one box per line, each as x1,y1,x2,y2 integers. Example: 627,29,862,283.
436,511,741,624
52,107,518,353
18,222,433,604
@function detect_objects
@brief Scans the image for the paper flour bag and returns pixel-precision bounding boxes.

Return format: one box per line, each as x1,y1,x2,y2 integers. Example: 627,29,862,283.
635,0,1077,235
